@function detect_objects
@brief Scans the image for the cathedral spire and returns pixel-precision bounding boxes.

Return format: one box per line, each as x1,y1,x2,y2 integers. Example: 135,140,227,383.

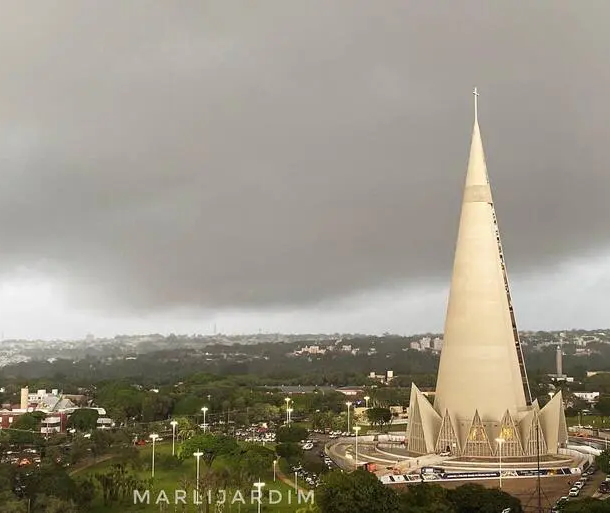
433,90,527,423
406,90,566,458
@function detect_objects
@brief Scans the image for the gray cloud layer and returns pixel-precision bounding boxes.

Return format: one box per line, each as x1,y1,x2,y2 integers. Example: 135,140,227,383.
0,1,609,314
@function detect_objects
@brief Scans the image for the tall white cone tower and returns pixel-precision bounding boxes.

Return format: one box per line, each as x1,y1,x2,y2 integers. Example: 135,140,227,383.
406,89,567,459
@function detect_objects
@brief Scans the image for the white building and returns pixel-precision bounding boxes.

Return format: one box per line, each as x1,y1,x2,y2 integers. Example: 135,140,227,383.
573,392,600,403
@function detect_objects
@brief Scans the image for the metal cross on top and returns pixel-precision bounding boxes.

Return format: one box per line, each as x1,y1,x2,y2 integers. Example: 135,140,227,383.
473,87,480,120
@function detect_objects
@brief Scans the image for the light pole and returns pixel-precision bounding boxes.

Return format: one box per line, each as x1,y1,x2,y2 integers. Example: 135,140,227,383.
354,426,361,468
149,433,159,478
294,471,298,491
193,450,203,502
495,437,505,489
284,397,291,425
201,407,209,433
170,420,178,456
273,459,277,482
287,407,293,426
253,480,265,513
364,396,370,408
346,402,352,433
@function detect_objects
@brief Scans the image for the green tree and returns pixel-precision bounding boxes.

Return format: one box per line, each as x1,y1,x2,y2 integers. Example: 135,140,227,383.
399,483,455,512
597,396,610,416
68,436,94,465
317,469,401,513
94,463,149,506
90,429,115,457
173,416,196,441
366,407,393,430
177,434,238,466
32,495,79,513
73,477,96,507
67,409,99,431
596,450,610,473
0,463,16,493
236,445,275,481
10,412,45,444
20,465,77,504
95,383,144,422
276,425,308,443
276,442,303,462
141,392,174,422
447,483,522,513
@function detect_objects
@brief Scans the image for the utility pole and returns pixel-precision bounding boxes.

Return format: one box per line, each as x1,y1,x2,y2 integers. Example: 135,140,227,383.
537,424,542,513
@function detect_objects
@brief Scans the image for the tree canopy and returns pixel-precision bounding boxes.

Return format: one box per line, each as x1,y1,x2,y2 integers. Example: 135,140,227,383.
366,407,393,430
177,433,238,466
317,470,401,513
276,425,308,443
67,408,99,431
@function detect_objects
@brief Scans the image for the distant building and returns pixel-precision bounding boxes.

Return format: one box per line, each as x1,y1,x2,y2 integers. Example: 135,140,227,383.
573,392,600,403
368,370,395,384
0,386,112,434
587,371,610,378
549,345,570,382
336,387,364,396
293,345,326,356
556,345,563,376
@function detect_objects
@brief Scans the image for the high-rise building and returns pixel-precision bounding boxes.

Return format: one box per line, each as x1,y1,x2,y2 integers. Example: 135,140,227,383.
406,90,567,459
556,345,563,377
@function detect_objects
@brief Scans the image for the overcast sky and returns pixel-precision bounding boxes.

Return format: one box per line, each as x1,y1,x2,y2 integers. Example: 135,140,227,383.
0,1,609,340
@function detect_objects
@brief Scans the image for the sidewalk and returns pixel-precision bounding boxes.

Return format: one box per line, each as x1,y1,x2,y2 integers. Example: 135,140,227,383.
69,454,116,476
276,464,307,493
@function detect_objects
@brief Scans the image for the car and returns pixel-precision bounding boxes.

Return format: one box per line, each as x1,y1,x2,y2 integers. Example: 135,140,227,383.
568,487,580,497
439,451,451,457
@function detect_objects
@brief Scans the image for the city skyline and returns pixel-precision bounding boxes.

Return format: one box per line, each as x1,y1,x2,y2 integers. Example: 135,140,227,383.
0,2,609,340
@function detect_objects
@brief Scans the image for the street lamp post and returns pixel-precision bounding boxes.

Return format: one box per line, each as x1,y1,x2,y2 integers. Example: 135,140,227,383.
170,420,178,456
294,471,298,492
193,451,203,502
346,402,352,433
284,398,291,425
353,426,361,468
364,396,370,408
149,433,159,478
253,480,265,513
201,407,209,433
287,407,293,426
495,437,505,489
273,459,277,482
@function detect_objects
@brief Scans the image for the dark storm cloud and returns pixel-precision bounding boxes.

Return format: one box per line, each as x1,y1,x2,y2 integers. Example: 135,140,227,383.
0,1,608,313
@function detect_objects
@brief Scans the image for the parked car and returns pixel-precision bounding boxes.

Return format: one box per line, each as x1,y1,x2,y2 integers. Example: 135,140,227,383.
568,487,580,497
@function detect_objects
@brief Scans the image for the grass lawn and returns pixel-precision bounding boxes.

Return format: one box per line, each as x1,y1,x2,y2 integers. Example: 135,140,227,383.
566,415,610,428
78,442,315,512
